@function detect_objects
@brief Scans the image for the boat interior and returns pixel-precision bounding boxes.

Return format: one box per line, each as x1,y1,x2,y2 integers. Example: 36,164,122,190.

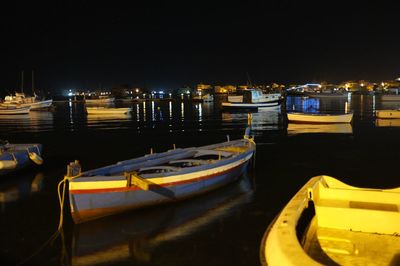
296,176,400,265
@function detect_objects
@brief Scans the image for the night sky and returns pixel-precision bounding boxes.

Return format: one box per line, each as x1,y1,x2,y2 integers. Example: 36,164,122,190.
1,1,400,93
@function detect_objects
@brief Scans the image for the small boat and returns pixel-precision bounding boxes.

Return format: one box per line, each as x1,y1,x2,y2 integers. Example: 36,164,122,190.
260,175,400,266
85,96,115,104
376,109,400,119
221,89,282,111
0,105,31,115
287,112,353,123
0,141,43,176
65,134,255,223
4,93,53,110
380,94,400,102
86,107,132,115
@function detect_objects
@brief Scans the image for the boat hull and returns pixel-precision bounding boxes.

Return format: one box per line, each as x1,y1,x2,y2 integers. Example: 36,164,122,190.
221,101,281,110
376,109,400,119
0,106,30,115
69,140,255,223
86,107,132,114
287,113,353,123
305,92,349,98
0,144,43,175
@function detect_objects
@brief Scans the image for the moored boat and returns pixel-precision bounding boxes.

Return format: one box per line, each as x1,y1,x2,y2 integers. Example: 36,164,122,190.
287,112,353,123
0,141,43,176
0,105,31,115
65,135,256,223
86,107,132,115
260,175,400,266
4,93,53,110
376,109,400,119
221,89,282,111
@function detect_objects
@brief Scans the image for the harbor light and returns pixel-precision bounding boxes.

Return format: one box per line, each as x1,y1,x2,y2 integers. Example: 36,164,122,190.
135,88,139,93
186,90,190,95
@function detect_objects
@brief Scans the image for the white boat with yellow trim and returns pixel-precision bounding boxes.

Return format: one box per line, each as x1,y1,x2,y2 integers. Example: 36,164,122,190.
65,134,256,223
260,175,400,266
376,109,400,119
287,112,353,124
86,107,132,115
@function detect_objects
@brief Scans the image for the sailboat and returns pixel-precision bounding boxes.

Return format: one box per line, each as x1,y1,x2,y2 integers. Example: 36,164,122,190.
3,71,53,110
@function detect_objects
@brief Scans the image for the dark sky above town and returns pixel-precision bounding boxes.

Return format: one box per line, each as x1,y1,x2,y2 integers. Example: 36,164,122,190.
1,1,400,93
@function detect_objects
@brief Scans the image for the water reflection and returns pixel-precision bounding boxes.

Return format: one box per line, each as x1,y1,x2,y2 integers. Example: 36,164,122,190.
0,111,54,132
86,113,132,130
71,174,254,266
375,119,400,127
287,123,353,135
0,172,44,212
222,108,281,134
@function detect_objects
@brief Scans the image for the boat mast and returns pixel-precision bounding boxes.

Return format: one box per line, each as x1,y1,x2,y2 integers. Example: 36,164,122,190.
32,70,36,96
21,71,24,93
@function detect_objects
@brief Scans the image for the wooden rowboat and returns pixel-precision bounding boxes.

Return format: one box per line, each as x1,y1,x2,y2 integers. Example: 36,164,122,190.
287,113,353,124
0,142,43,176
376,109,400,119
260,175,400,266
66,136,256,223
86,107,132,115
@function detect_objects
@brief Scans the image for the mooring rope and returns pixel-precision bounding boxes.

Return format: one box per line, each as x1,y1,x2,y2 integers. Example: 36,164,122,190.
17,167,80,265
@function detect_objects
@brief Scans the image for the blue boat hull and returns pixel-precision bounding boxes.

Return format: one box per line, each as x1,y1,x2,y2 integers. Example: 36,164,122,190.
0,144,43,176
69,140,255,223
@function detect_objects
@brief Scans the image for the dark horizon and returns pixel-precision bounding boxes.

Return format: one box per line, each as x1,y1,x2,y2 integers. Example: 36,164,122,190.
2,1,400,93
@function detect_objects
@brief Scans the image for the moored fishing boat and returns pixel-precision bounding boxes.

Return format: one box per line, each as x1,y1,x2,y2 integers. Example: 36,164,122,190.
86,107,132,115
65,134,256,223
0,105,31,115
0,141,43,176
221,89,282,111
376,109,400,119
287,112,353,123
260,175,400,266
4,93,53,110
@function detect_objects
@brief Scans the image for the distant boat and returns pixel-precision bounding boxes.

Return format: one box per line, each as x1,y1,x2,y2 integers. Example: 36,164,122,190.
221,89,282,111
380,94,400,101
260,175,400,266
287,112,353,123
375,109,400,119
85,96,115,104
3,71,53,110
3,93,53,110
65,135,255,223
86,107,132,115
0,105,31,115
0,141,43,176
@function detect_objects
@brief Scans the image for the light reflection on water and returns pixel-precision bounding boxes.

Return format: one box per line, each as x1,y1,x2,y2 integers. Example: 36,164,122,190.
71,173,254,266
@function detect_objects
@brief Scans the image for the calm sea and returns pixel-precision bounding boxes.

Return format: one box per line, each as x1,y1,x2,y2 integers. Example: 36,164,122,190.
0,94,399,265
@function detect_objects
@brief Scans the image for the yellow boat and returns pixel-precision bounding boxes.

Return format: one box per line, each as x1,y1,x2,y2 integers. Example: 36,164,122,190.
260,175,400,265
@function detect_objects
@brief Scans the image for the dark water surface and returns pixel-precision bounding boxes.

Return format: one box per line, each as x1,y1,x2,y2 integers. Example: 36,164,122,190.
1,95,399,265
